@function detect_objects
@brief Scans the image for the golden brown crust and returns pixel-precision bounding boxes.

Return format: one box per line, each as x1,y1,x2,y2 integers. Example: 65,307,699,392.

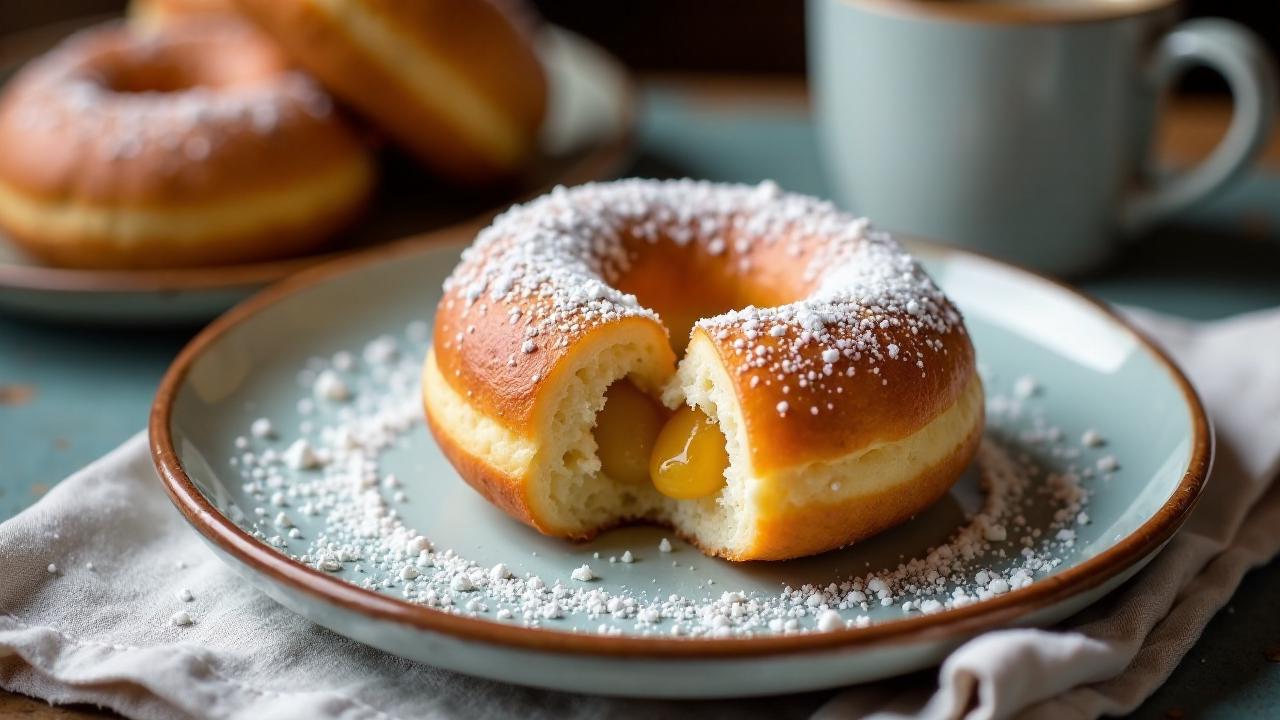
425,180,981,559
429,220,811,436
0,181,369,269
233,0,546,184
0,22,367,206
700,320,975,472
422,395,544,533
432,217,973,470
425,355,984,560
737,414,983,561
0,21,374,268
434,301,674,434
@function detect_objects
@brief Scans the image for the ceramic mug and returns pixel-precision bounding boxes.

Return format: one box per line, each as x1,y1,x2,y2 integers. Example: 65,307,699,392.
809,0,1277,275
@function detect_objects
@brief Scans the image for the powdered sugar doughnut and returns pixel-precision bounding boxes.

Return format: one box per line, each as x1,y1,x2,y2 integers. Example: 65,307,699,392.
423,179,983,561
0,21,374,269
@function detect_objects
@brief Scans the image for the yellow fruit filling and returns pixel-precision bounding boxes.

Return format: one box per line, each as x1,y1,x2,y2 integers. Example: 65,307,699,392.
593,383,730,500
649,405,729,500
593,381,664,485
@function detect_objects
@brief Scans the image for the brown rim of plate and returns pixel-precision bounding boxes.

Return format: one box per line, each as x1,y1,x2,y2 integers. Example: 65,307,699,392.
0,25,636,295
149,235,1212,660
843,0,1177,26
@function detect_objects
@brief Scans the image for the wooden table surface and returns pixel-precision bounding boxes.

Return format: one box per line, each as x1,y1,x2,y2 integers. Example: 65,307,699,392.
3,80,1278,717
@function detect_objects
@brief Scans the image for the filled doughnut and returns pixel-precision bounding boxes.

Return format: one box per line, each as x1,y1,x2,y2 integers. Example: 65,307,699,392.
423,180,984,561
0,22,374,270
233,0,547,185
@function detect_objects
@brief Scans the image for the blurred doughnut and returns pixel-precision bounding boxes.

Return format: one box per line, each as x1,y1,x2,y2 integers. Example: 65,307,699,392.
0,22,375,269
235,0,547,185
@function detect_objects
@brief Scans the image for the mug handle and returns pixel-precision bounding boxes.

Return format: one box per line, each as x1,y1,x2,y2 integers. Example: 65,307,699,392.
1123,19,1277,235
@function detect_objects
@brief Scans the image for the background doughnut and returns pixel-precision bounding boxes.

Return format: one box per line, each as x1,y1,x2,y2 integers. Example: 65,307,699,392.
0,21,375,269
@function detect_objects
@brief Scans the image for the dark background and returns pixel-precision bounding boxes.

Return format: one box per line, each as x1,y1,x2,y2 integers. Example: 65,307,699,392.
0,0,1272,96
532,1,1270,78
528,0,1271,96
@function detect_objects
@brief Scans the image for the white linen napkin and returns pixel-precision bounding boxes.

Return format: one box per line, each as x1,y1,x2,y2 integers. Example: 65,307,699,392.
3,308,1279,720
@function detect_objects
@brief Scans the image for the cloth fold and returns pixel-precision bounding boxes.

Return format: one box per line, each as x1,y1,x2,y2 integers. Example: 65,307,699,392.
3,308,1280,720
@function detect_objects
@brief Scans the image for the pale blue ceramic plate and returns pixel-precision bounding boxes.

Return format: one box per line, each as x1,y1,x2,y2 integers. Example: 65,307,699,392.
151,238,1210,698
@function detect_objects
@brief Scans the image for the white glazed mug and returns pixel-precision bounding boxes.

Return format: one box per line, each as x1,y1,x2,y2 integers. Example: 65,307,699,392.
809,0,1277,275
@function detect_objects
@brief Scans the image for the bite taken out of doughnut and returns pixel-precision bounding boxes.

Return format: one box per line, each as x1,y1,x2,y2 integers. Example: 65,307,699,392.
423,179,984,562
0,21,374,270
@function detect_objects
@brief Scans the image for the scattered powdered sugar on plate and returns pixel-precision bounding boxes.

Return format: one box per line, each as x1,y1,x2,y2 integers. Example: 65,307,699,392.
1081,428,1105,448
217,327,1119,638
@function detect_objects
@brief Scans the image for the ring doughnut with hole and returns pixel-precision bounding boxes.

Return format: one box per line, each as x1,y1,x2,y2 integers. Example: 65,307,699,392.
422,179,984,561
0,21,374,269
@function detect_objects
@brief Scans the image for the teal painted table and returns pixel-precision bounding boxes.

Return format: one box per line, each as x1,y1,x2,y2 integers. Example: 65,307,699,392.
2,85,1279,718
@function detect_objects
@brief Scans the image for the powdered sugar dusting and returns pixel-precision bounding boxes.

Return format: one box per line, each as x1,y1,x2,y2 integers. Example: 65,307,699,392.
439,180,963,404
4,23,338,166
